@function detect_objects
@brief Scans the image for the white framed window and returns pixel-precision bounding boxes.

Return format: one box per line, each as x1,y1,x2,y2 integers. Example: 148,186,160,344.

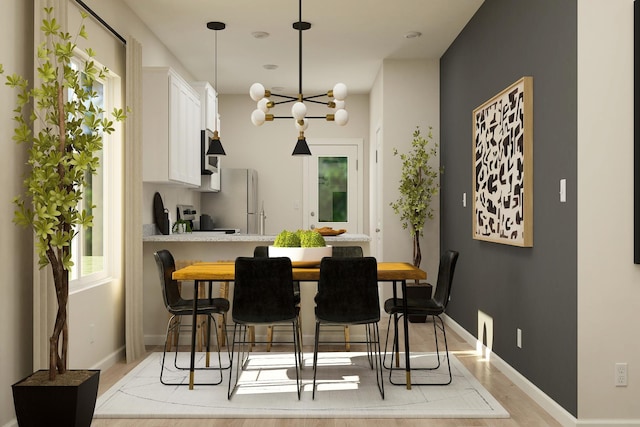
68,55,123,291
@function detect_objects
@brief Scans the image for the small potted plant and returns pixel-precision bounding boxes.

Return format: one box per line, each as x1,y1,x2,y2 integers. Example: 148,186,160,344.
390,126,441,321
172,218,192,234
269,229,332,264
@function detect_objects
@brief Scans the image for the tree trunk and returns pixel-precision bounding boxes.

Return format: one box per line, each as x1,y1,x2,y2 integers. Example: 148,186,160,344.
412,232,422,268
46,246,68,381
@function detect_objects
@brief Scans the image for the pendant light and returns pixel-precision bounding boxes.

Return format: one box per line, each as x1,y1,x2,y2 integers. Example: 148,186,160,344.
206,21,226,156
249,0,348,156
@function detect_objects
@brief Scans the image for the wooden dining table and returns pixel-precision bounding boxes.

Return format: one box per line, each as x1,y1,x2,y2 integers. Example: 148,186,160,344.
173,261,426,390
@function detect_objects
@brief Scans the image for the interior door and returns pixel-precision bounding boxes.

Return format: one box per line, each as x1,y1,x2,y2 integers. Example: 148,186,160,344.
303,139,363,233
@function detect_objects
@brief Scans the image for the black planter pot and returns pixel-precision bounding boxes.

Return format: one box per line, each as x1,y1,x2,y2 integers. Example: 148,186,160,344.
12,369,100,427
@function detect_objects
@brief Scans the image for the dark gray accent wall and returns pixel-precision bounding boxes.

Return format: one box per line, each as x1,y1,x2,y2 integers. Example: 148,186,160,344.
440,0,577,416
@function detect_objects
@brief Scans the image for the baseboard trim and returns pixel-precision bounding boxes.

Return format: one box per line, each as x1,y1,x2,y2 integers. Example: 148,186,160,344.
90,346,126,371
443,315,578,426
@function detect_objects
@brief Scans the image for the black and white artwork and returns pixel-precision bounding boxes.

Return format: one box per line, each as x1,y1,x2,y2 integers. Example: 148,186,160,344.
472,76,533,247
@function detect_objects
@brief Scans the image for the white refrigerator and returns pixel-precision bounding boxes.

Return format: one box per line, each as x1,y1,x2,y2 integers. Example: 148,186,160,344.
201,168,258,234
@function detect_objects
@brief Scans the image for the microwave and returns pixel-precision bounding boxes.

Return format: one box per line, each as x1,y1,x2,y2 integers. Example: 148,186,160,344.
201,129,220,175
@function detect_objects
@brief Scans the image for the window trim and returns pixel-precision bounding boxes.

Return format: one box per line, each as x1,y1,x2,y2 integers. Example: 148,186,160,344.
69,52,123,293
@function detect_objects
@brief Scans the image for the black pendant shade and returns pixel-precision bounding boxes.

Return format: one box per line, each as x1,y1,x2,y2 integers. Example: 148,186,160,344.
206,133,226,156
292,136,311,156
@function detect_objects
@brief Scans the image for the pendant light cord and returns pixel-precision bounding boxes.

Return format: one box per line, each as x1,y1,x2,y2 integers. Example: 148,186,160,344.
214,28,218,134
298,0,303,97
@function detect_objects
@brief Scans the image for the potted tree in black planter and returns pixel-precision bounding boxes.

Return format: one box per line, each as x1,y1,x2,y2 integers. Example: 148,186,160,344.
390,126,441,322
1,6,126,426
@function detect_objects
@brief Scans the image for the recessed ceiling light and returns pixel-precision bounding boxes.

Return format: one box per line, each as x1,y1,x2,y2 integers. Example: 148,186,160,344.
263,64,278,70
404,31,422,39
252,31,270,39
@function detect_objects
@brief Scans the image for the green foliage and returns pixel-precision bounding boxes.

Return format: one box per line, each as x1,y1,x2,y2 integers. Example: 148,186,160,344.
390,126,440,237
2,7,126,270
274,229,327,247
390,126,441,267
1,6,127,378
274,230,301,247
297,230,326,248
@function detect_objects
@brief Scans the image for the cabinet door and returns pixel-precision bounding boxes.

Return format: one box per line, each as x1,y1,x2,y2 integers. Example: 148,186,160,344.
168,75,183,183
192,81,217,132
184,88,201,186
168,73,201,186
205,86,217,132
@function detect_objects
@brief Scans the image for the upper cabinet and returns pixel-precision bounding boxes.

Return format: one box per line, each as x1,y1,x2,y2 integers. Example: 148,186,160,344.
191,81,217,132
142,67,201,187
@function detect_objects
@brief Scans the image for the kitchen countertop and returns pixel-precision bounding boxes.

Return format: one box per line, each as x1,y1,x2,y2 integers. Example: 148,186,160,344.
142,231,371,243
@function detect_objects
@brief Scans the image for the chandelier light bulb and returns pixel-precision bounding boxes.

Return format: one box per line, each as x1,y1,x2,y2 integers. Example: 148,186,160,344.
332,83,348,101
291,101,307,120
251,109,266,126
257,97,271,113
333,99,345,110
295,118,309,131
334,109,349,126
250,83,266,102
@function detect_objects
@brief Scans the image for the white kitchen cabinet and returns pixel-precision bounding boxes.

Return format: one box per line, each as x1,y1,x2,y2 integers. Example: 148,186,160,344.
191,81,217,132
143,67,201,187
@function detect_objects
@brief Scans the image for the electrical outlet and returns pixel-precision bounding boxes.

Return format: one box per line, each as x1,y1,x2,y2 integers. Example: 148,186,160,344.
615,363,628,387
516,328,522,348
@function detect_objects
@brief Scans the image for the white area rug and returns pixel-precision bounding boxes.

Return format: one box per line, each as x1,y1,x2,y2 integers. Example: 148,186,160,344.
95,351,509,419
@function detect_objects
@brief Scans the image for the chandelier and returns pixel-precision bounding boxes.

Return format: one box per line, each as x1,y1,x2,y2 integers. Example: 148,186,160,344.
249,0,348,155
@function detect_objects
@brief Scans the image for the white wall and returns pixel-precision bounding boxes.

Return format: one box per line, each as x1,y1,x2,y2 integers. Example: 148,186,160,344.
209,93,371,234
0,2,34,424
379,59,441,287
577,0,639,421
84,0,203,229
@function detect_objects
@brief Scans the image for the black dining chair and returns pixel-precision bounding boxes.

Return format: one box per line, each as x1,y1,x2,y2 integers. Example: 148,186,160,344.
383,250,459,386
228,256,302,399
253,246,303,351
312,256,384,399
330,246,364,351
153,249,230,386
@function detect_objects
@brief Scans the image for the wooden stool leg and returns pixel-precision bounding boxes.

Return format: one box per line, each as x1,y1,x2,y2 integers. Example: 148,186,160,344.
344,325,351,351
249,326,255,351
218,281,229,348
297,316,304,352
196,282,207,352
166,315,178,352
266,326,273,351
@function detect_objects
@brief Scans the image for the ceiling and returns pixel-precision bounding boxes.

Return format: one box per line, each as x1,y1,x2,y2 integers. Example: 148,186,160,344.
121,0,483,96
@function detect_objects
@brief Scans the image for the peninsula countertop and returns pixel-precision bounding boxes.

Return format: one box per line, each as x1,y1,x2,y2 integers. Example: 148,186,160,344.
142,231,371,243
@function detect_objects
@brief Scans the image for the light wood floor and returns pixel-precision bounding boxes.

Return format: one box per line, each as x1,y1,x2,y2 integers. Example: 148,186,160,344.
91,320,561,427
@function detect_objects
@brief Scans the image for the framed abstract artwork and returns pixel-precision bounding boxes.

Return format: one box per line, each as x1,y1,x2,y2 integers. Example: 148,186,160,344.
472,76,533,247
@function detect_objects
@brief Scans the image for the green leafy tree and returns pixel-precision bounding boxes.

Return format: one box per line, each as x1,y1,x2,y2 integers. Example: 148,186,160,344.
1,7,126,380
390,126,441,268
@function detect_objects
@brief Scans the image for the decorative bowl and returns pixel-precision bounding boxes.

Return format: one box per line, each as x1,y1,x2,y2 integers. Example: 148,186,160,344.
268,245,332,266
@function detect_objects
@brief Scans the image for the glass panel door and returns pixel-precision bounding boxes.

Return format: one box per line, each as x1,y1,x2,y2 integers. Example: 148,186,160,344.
304,142,361,233
318,156,348,222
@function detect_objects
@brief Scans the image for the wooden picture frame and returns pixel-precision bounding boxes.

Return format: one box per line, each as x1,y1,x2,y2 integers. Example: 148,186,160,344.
472,76,533,247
